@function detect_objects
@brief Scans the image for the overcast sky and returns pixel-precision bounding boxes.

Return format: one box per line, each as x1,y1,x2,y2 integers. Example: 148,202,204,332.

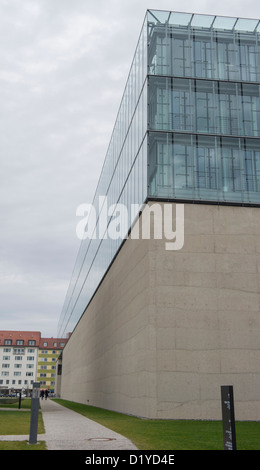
1,0,259,338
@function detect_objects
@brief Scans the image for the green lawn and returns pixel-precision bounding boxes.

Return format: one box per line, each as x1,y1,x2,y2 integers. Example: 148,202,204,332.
0,398,32,409
0,407,46,450
0,410,45,435
54,399,260,450
0,441,46,450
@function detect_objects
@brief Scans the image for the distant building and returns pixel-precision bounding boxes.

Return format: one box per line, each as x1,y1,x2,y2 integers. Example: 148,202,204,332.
0,330,68,395
37,337,67,393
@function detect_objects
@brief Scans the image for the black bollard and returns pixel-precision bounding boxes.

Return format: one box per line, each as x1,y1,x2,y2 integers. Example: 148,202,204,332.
221,385,236,450
29,383,40,445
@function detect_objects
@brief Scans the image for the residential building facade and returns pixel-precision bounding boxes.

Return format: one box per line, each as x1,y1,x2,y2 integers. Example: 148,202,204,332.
0,331,41,394
58,10,260,420
0,331,68,395
37,337,67,392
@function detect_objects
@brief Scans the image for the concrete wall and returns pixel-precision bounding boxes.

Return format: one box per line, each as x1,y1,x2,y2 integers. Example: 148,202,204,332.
61,202,260,420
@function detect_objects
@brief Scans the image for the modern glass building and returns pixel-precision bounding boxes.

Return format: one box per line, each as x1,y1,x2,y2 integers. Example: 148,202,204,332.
57,10,260,338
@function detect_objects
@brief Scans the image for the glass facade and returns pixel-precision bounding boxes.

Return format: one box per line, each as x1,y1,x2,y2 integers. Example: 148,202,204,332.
57,10,260,337
57,18,148,337
148,10,260,204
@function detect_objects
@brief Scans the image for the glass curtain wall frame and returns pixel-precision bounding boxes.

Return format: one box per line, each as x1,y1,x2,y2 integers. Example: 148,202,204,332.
147,10,260,82
148,131,260,204
148,76,260,137
57,19,148,338
147,10,260,207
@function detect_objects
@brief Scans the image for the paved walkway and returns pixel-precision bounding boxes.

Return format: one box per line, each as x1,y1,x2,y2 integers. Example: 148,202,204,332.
0,399,138,450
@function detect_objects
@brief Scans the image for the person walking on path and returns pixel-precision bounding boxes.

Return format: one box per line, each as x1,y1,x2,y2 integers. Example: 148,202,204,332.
40,389,44,400
44,389,49,400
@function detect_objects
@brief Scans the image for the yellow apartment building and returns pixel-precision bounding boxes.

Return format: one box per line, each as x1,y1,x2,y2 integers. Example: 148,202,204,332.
37,337,68,393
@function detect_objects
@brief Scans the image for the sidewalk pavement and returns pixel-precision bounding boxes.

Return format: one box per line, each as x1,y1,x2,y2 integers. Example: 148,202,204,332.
0,399,138,450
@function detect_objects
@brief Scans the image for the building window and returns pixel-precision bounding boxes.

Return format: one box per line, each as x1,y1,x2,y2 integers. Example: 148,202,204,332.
43,342,48,347
13,348,24,354
2,364,10,368
15,356,23,361
28,340,36,346
3,356,10,361
14,372,21,376
3,348,11,353
27,348,35,353
4,340,12,345
16,340,24,345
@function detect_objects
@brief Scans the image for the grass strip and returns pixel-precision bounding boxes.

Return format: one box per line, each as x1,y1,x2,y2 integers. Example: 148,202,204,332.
0,441,46,450
53,399,260,450
0,398,32,410
0,409,45,435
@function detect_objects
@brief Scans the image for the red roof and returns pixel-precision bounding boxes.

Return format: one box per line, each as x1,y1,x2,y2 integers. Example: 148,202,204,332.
39,337,68,349
0,331,68,349
0,330,41,346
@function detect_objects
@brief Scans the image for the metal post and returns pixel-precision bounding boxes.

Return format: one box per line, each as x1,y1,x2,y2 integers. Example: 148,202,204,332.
18,392,22,409
29,382,40,444
221,385,236,450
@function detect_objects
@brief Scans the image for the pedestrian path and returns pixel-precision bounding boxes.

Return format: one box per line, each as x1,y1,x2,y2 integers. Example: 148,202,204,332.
0,399,138,450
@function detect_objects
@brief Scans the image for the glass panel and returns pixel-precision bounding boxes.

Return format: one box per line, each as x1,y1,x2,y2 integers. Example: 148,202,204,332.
191,14,215,29
195,81,215,133
147,10,170,24
221,137,242,196
245,139,260,193
171,78,193,131
218,82,239,135
242,84,260,136
168,12,192,26
234,18,259,32
193,31,214,78
212,16,237,30
173,134,193,191
171,33,191,77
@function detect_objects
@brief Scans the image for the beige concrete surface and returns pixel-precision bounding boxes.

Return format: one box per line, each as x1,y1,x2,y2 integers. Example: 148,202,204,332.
60,202,260,420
